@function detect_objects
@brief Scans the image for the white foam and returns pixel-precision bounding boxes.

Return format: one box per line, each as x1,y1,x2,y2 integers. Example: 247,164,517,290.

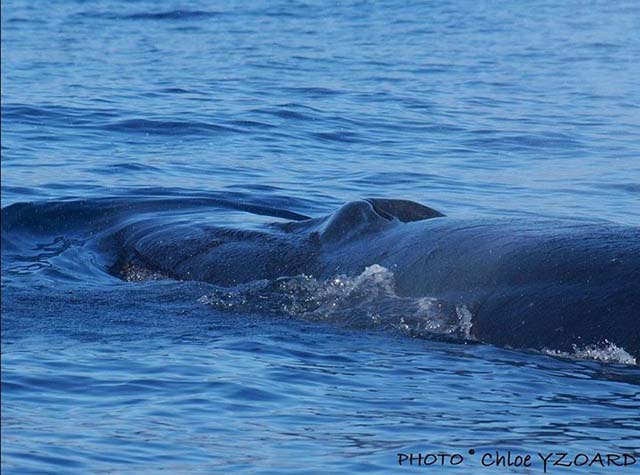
543,340,637,365
119,262,168,282
199,264,475,340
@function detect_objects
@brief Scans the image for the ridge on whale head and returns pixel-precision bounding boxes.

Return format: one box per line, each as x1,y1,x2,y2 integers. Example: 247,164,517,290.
109,197,640,362
321,199,444,243
277,198,444,243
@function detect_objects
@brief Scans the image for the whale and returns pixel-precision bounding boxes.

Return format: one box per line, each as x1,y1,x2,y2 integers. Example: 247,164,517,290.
110,198,640,360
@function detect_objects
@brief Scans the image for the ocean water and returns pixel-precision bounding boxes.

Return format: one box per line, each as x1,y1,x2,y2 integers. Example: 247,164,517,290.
2,1,640,474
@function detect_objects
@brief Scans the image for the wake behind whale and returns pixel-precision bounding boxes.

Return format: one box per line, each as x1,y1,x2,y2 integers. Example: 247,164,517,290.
3,195,639,363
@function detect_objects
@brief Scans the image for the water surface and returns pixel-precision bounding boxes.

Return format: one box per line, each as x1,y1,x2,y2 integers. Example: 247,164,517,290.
2,0,640,473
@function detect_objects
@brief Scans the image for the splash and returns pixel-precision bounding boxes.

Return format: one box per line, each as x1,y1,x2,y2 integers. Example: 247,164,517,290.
119,262,168,282
198,264,475,341
198,264,638,365
543,341,637,366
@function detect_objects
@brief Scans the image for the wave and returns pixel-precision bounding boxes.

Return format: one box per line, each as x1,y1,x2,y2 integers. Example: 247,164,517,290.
102,118,241,136
1,104,268,138
2,104,119,125
78,10,223,21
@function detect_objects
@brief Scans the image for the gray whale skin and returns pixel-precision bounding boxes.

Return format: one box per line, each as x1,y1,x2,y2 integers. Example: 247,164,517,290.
115,199,640,360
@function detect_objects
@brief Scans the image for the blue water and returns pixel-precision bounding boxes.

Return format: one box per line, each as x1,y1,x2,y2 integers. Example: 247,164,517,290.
2,0,640,473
